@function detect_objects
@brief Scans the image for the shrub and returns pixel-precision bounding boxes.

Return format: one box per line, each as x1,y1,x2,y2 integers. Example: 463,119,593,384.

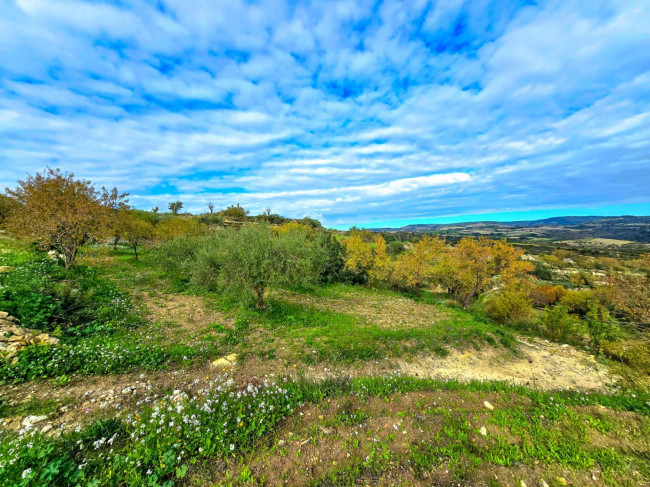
601,340,650,371
482,288,534,325
559,289,596,316
530,284,567,307
537,306,581,343
585,304,619,347
533,260,554,280
0,258,139,334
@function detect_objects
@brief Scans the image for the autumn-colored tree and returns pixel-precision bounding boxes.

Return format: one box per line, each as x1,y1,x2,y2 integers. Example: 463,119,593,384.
155,217,202,240
452,237,496,307
5,168,126,268
0,194,18,227
275,221,310,235
492,240,534,287
607,275,650,327
392,235,445,290
343,232,374,277
168,201,183,215
368,236,392,284
120,215,155,260
530,284,567,307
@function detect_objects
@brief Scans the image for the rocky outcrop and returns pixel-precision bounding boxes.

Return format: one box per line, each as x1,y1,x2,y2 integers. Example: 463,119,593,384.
0,312,60,362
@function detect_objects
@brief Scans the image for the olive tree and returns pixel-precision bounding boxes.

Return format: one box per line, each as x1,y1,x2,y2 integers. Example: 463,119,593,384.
194,224,324,309
168,201,183,215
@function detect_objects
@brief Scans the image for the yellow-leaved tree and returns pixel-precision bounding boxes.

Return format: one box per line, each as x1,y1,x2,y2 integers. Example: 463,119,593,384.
368,236,392,284
391,235,445,291
343,231,374,279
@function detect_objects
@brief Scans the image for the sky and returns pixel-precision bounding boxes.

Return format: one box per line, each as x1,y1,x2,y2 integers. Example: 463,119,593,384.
1,0,649,229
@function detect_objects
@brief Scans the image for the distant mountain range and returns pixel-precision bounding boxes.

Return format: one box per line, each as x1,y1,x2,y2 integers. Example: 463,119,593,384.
371,215,650,243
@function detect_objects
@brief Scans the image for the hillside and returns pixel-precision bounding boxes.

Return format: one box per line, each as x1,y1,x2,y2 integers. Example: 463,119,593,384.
372,215,650,243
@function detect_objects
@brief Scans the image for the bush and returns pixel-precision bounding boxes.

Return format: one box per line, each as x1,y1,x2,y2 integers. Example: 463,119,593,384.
601,340,650,371
482,289,534,325
537,306,581,343
558,289,596,316
585,304,619,347
533,261,554,280
530,284,567,307
0,258,139,335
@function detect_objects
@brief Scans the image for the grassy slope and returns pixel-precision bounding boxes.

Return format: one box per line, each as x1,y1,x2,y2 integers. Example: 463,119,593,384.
1,240,648,486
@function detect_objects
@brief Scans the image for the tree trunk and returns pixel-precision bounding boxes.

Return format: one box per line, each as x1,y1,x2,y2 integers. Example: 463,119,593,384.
462,281,481,308
113,236,120,251
255,286,265,310
133,245,138,260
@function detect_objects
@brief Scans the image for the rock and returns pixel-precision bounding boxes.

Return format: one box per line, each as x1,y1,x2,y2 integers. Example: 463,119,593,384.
211,353,238,368
22,415,48,427
540,481,550,487
121,386,134,395
277,439,285,446
520,481,527,487
479,426,487,436
0,316,60,361
484,401,494,410
40,424,53,434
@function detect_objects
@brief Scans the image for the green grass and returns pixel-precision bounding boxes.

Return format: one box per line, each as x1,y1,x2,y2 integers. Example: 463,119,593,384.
244,290,514,364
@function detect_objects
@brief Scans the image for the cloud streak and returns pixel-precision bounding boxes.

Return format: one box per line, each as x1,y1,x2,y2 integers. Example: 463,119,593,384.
0,0,649,227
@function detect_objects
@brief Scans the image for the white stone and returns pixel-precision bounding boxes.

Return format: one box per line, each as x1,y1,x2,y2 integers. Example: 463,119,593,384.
22,415,48,427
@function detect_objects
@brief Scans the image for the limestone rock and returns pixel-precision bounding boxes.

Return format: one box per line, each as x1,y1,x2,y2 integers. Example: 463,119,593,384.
484,401,494,410
22,415,48,427
211,353,238,368
0,314,60,361
479,426,487,436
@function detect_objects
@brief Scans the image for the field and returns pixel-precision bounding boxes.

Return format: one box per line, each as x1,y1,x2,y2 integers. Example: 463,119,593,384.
1,233,649,487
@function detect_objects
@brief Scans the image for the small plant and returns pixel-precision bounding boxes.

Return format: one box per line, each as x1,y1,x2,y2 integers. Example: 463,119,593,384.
537,305,581,343
585,304,619,347
51,374,71,387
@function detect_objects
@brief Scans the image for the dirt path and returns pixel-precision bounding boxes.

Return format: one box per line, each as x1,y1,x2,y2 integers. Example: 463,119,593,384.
0,336,620,438
397,337,618,391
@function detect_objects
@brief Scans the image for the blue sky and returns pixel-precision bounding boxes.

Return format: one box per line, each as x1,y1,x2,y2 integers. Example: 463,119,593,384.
1,0,649,228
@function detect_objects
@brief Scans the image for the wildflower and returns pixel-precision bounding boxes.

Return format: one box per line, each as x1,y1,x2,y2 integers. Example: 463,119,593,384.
230,443,235,451
22,468,32,479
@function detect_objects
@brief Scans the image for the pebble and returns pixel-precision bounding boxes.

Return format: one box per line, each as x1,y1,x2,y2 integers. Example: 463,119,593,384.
484,401,494,410
22,415,48,427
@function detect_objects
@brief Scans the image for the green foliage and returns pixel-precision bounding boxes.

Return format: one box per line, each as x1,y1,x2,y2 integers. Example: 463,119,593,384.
0,336,168,383
157,225,327,309
313,231,345,283
482,288,534,325
537,305,581,343
0,257,139,334
558,289,596,316
533,260,554,280
585,304,619,347
168,201,183,215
